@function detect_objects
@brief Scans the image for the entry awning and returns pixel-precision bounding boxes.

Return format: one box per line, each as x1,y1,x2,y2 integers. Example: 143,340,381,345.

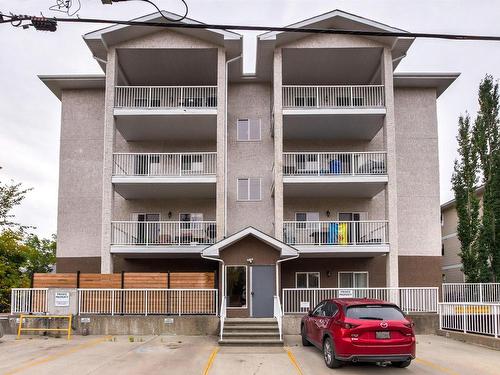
201,227,299,258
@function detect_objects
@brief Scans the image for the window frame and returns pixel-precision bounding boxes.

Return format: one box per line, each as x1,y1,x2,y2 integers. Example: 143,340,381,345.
225,265,248,309
295,271,321,288
237,177,262,201
338,271,369,288
237,118,262,142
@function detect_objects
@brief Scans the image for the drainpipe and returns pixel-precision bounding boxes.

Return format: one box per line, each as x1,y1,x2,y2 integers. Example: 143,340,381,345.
201,252,225,311
224,55,242,237
275,253,299,298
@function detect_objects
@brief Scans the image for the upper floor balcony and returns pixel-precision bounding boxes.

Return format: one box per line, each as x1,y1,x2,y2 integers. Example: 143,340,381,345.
281,85,386,141
283,220,389,256
111,220,217,255
282,151,388,198
114,85,218,141
112,152,217,199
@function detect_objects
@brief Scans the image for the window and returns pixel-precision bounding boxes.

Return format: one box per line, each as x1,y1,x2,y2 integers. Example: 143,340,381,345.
237,119,261,141
338,272,368,288
311,301,326,316
295,212,319,229
345,305,405,320
179,213,203,222
226,266,247,308
237,178,261,201
181,154,204,173
296,272,320,288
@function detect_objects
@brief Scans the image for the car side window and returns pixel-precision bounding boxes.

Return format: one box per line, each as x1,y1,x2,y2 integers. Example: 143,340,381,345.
312,301,326,317
324,302,339,317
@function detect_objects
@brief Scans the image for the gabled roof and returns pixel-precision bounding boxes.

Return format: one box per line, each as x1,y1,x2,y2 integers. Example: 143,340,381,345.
202,227,299,258
83,11,242,71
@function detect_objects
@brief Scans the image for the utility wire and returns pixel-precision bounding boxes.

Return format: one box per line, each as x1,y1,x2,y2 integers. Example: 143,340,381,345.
1,12,500,41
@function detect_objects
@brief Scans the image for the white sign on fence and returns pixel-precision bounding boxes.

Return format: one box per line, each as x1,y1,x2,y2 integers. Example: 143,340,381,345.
338,289,354,298
54,292,70,307
300,301,310,309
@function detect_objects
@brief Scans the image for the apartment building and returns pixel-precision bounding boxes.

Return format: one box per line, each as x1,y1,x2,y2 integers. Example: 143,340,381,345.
41,10,458,318
441,186,484,283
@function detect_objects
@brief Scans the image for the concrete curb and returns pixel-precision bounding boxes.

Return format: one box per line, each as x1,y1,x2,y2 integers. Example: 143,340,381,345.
437,329,500,350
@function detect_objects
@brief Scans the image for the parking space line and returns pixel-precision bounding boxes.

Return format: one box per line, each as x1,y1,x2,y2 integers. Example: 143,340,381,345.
284,347,304,375
415,357,461,375
5,336,111,375
202,347,219,375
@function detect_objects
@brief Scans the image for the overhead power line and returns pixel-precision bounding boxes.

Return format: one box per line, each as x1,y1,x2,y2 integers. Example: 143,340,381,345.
1,12,500,41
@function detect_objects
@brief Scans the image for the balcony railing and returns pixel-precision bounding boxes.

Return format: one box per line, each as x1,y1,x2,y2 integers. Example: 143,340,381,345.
283,220,389,246
111,221,217,246
283,152,387,176
282,85,385,109
113,153,217,177
115,86,218,109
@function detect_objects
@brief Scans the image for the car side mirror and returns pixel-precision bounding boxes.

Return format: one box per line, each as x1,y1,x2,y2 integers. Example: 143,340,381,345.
308,310,313,317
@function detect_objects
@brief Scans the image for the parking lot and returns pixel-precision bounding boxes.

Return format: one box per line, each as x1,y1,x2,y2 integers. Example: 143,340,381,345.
0,334,499,375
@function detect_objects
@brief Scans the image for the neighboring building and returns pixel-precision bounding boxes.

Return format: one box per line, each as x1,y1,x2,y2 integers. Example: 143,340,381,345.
441,186,484,283
41,10,458,318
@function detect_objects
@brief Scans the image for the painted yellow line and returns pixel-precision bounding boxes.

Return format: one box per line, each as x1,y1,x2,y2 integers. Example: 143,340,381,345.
284,346,304,375
202,347,219,375
5,336,112,375
415,357,461,375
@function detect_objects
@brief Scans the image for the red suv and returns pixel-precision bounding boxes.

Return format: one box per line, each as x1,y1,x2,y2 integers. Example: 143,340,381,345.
301,298,415,368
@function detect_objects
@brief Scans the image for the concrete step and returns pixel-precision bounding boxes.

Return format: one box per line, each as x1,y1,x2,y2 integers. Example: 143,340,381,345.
223,325,278,331
222,332,280,338
225,318,277,323
218,338,283,346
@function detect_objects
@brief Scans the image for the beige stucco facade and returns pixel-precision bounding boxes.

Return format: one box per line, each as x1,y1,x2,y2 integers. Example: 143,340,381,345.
44,10,458,297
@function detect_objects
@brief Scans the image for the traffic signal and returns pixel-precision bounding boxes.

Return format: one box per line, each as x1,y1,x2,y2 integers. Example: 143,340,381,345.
31,17,57,32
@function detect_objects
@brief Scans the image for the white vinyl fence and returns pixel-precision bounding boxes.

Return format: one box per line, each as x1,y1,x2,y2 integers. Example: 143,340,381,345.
283,221,389,246
442,283,500,303
282,85,385,109
439,303,500,338
113,153,217,177
282,287,439,314
78,289,218,316
115,86,217,109
283,152,387,176
10,288,48,314
111,221,217,246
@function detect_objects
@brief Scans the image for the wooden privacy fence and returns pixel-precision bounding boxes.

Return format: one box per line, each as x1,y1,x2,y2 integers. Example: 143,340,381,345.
33,272,216,289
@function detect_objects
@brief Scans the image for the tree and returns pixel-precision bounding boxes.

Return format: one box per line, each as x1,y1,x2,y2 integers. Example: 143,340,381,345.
473,75,500,282
452,114,481,282
0,166,32,231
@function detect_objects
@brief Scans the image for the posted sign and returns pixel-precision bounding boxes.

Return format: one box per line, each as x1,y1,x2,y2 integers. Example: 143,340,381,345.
55,292,70,307
338,289,354,298
300,301,310,309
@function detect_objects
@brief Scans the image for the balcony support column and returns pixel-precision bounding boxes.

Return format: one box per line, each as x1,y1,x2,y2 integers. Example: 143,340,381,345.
216,47,226,240
382,47,399,288
100,47,118,274
273,48,284,240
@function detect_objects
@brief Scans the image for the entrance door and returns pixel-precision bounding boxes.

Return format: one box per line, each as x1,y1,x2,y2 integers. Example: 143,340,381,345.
251,265,275,318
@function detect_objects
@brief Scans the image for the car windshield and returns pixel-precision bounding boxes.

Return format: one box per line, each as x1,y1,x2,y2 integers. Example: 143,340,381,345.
345,305,405,320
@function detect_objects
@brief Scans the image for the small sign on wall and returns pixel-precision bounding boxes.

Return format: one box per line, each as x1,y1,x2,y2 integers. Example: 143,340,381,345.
338,289,354,298
81,317,91,323
55,292,70,307
164,318,174,324
300,301,310,309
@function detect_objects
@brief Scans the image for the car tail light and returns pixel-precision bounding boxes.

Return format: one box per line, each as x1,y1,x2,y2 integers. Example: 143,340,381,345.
335,321,359,329
404,321,415,328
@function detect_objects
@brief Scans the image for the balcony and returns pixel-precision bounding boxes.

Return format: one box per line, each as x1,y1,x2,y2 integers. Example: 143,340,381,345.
282,152,388,198
114,86,218,141
283,220,389,256
111,221,217,254
112,152,217,199
281,85,386,140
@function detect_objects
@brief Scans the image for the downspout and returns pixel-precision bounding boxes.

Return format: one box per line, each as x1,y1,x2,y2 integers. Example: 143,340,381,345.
224,55,242,237
201,252,225,308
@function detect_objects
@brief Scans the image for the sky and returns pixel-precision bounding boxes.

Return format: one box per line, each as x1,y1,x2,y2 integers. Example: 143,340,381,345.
1,0,500,238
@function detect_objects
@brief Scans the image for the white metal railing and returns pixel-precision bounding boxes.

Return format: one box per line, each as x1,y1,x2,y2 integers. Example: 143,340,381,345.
439,303,500,338
10,288,48,314
282,85,385,109
282,287,439,314
283,152,387,176
442,283,500,303
78,289,218,316
283,220,389,246
115,86,218,109
113,153,217,177
220,296,227,340
273,295,283,341
111,221,217,246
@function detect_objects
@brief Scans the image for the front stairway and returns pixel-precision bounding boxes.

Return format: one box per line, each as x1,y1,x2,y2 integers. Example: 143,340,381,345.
218,318,283,346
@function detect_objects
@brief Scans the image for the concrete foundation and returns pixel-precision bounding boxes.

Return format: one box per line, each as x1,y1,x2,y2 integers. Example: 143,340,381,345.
437,329,500,351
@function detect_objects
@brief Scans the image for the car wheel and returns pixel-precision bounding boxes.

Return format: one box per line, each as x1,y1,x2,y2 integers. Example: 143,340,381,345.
323,337,342,369
393,359,412,368
301,325,311,346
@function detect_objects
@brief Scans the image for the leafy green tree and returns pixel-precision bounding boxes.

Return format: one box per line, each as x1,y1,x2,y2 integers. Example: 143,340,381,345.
452,114,481,282
0,166,32,231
